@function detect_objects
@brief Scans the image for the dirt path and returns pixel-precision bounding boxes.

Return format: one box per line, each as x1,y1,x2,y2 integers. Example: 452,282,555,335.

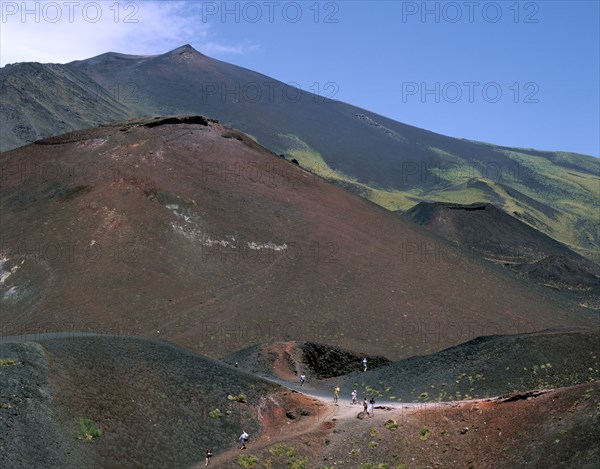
194,377,558,468
194,387,389,467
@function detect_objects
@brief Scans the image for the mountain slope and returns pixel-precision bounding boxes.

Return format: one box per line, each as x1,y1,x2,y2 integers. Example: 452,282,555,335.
3,335,598,469
1,116,596,360
318,382,600,469
0,336,314,468
2,45,598,260
70,46,600,261
329,329,600,403
404,201,600,307
0,61,137,150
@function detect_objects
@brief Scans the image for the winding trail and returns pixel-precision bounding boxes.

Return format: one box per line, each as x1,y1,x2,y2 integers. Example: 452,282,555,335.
195,371,554,468
1,333,558,467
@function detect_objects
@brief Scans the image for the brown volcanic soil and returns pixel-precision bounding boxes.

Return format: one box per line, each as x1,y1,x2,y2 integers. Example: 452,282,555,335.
318,382,600,469
0,116,597,360
194,383,600,469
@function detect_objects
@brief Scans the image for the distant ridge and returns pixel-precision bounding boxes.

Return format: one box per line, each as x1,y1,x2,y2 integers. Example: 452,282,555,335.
2,45,598,260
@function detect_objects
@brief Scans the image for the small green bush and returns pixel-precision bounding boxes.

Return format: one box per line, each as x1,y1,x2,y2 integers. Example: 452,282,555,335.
268,443,296,458
77,418,102,442
384,419,398,431
228,393,248,403
208,408,222,419
0,358,19,366
236,454,258,468
288,456,308,469
419,426,431,441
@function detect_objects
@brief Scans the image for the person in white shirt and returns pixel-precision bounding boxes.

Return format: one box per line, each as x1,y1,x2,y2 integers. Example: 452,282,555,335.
239,431,248,449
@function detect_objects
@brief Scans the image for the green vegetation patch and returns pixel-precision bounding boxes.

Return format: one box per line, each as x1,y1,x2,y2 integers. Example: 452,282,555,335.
384,419,399,431
77,418,102,442
236,454,259,468
265,443,307,468
227,392,247,403
0,358,20,366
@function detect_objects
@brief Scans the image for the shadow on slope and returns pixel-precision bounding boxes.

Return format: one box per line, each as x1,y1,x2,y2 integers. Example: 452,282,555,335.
225,341,392,382
404,201,600,308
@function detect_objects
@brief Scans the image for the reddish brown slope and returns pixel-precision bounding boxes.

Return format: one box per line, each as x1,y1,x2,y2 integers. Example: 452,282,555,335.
192,383,600,469
319,383,600,469
0,116,596,359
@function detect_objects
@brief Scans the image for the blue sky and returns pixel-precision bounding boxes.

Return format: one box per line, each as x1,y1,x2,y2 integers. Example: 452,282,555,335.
1,1,599,156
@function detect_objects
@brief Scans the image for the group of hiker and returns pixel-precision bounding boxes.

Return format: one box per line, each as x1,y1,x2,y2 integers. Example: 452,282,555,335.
204,430,248,465
338,387,376,415
205,358,374,463
305,358,376,414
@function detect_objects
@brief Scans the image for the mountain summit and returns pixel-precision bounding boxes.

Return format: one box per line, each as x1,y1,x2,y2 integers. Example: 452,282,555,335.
166,44,203,55
2,46,598,261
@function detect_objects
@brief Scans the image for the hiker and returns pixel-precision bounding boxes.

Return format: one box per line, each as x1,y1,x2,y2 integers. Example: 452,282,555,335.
234,362,238,368
239,430,248,449
300,373,306,386
205,449,213,466
351,389,357,405
362,358,367,372
333,386,340,403
363,397,368,415
369,396,375,417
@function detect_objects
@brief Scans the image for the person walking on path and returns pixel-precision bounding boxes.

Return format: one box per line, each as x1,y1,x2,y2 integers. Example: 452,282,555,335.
351,389,357,405
300,373,306,386
333,386,340,403
363,397,368,415
239,431,248,450
369,397,375,417
362,358,367,372
205,449,213,466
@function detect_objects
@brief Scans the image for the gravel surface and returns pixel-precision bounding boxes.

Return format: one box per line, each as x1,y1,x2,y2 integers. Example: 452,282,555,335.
329,329,600,403
1,336,282,468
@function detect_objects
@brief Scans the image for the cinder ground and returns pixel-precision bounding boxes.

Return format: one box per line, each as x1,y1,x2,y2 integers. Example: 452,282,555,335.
1,333,598,468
